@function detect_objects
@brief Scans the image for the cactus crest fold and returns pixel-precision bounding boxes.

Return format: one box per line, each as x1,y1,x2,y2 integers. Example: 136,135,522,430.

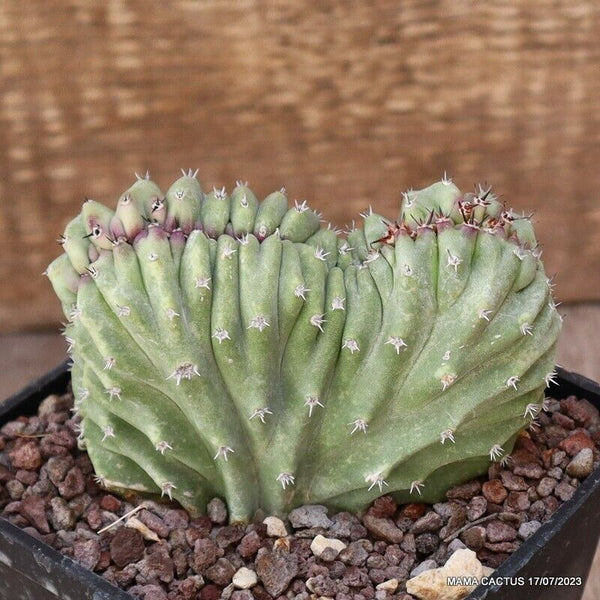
47,173,561,522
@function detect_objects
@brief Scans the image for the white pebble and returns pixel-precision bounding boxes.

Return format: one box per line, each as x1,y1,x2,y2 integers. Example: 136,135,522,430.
232,566,258,589
376,578,399,592
263,515,288,537
310,534,347,558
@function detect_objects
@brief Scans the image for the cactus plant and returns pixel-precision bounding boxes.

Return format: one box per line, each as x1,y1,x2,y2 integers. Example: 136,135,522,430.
46,170,562,522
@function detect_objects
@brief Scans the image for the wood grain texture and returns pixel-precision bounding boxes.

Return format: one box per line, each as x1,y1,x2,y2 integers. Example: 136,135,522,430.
1,1,600,332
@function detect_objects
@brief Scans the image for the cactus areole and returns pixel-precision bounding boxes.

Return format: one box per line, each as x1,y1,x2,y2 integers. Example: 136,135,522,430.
46,171,562,522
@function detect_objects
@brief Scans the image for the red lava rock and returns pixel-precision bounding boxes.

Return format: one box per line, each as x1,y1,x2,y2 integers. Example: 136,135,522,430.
329,511,367,539
554,480,576,502
139,509,171,538
439,505,468,540
561,396,599,426
509,448,541,467
255,549,299,596
204,557,235,586
485,540,520,553
19,494,50,533
110,527,145,567
85,506,103,530
513,433,541,457
73,539,101,571
487,462,503,480
414,532,439,554
199,584,223,600
215,524,245,548
467,496,488,521
184,526,205,548
513,463,545,480
500,471,528,491
45,430,76,450
138,544,174,583
169,575,205,599
175,548,191,578
536,477,557,497
15,469,38,486
192,538,220,572
96,550,111,571
411,511,443,535
163,508,189,530
131,585,167,600
114,565,137,587
3,501,21,514
251,585,272,600
543,495,560,515
506,491,531,511
1,418,26,437
57,467,86,500
552,412,575,430
543,424,569,448
45,456,72,485
238,530,261,558
39,437,70,458
446,480,481,500
486,520,517,543
400,503,427,520
369,495,397,518
541,449,555,469
477,549,510,568
0,464,15,483
558,431,595,456
338,540,369,566
99,494,122,512
9,441,42,470
384,544,405,565
189,515,212,536
362,514,404,544
461,525,486,550
482,479,508,504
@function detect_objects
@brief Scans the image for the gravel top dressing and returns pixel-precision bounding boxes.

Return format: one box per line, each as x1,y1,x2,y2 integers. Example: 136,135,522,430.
1,388,599,600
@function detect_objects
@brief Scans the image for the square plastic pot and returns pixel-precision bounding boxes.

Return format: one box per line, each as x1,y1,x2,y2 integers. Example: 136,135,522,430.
1,362,599,600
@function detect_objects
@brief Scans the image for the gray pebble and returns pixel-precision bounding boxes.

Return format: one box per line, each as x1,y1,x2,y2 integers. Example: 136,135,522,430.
518,520,542,540
467,496,487,521
448,538,467,553
207,497,228,524
415,533,439,554
548,467,563,480
554,480,576,502
339,540,370,566
49,497,76,530
536,477,557,497
410,559,437,578
288,504,332,529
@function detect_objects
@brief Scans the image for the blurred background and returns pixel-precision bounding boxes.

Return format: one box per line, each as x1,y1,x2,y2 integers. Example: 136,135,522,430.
0,2,599,595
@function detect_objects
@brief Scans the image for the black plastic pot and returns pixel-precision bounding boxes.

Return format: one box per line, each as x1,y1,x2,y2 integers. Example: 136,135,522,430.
1,362,599,600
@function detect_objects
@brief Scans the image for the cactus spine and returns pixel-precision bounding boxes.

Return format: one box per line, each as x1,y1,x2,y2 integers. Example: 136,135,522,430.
46,171,562,522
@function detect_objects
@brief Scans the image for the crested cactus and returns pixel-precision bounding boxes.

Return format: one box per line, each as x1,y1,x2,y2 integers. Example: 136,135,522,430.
46,170,562,522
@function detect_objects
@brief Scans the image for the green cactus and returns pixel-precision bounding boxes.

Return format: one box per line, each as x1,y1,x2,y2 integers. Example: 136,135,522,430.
46,170,562,522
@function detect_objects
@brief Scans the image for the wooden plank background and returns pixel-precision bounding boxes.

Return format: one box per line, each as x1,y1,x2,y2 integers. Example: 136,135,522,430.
0,1,599,333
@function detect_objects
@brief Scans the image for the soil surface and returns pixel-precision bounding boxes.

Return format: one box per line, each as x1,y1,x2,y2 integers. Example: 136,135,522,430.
1,389,599,600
